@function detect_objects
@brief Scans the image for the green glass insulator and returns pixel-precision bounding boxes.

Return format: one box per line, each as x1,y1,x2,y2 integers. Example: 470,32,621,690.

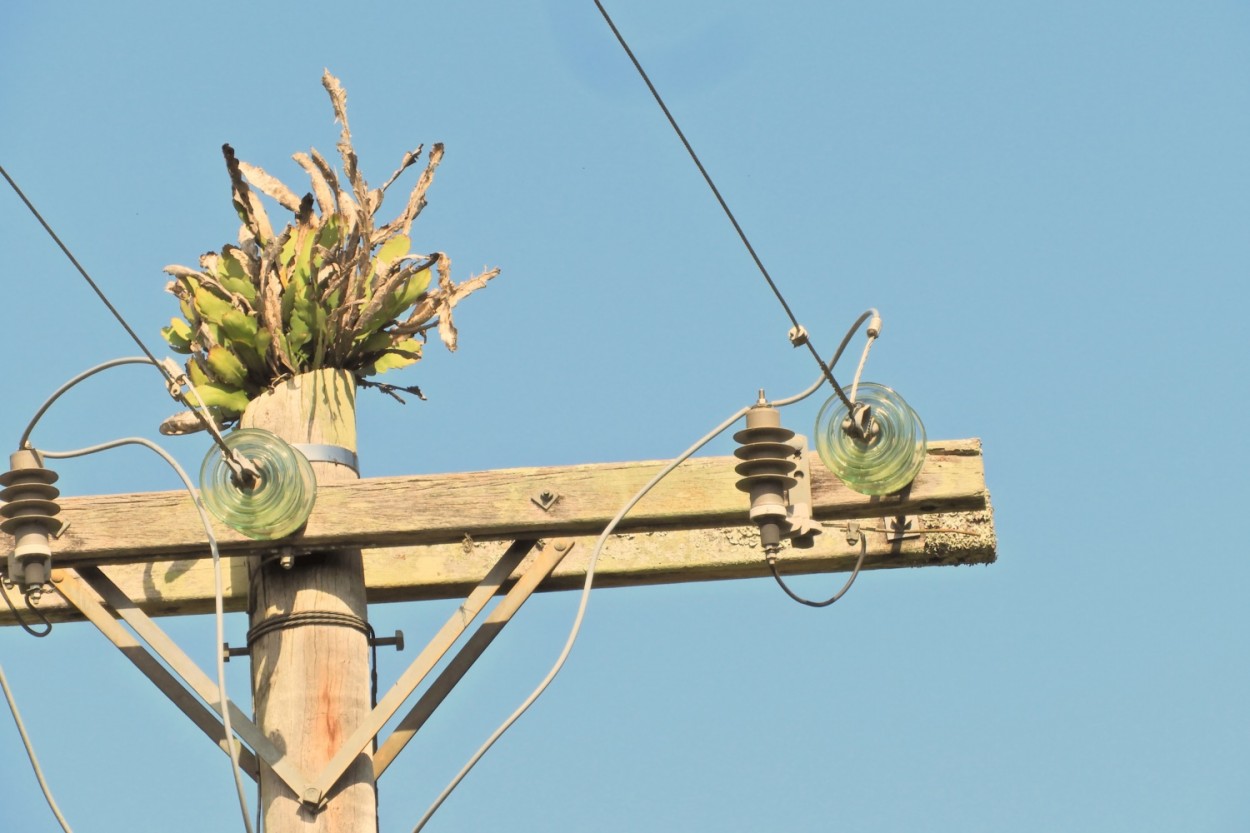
199,428,317,540
814,382,926,496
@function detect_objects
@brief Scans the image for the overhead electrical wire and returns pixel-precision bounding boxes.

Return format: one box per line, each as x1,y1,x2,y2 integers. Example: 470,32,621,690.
591,0,858,417
0,164,252,476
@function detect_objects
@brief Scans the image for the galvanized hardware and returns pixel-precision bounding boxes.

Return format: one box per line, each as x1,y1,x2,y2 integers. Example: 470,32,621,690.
292,443,360,475
0,450,62,592
531,489,560,512
881,514,922,542
844,521,862,546
370,630,405,652
222,643,251,662
783,435,822,549
225,630,405,662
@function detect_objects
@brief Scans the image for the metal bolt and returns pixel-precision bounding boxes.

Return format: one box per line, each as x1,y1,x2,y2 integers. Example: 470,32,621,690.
370,630,405,652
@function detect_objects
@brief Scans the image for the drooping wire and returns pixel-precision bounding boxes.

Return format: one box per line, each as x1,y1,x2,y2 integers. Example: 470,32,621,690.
591,1,856,415
18,356,155,450
1,664,75,833
0,580,53,638
767,532,867,608
410,310,881,830
38,437,255,833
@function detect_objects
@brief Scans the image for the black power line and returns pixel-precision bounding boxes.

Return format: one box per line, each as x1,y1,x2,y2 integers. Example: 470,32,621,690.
592,0,855,414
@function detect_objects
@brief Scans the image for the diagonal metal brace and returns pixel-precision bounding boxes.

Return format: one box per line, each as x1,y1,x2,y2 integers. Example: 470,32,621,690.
372,538,576,779
69,565,311,796
300,538,542,808
53,569,261,780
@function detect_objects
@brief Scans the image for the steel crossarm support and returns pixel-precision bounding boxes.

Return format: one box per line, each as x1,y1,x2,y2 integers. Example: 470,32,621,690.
72,565,311,797
374,539,576,778
302,539,542,807
53,568,261,780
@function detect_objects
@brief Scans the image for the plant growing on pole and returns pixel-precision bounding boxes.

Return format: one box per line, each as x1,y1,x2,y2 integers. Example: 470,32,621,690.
159,70,498,431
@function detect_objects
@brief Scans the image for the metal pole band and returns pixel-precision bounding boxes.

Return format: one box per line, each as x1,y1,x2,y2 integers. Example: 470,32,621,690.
291,443,359,475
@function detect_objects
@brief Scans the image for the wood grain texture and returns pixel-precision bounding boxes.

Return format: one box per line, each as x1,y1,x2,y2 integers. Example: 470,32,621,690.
13,504,995,625
0,439,988,569
240,370,376,832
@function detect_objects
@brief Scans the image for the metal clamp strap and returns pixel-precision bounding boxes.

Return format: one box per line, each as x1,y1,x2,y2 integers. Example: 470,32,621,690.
292,443,359,475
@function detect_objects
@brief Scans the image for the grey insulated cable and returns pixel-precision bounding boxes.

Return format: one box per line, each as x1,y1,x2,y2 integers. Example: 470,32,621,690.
1,664,75,833
38,437,255,833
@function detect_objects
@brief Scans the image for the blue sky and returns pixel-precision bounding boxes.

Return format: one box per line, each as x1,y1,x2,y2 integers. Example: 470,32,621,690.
2,1,1248,831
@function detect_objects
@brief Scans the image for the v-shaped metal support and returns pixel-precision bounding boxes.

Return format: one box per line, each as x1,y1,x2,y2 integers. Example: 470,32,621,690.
53,537,575,808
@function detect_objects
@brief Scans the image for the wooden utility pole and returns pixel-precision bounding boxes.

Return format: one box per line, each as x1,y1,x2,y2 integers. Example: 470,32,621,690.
240,369,374,832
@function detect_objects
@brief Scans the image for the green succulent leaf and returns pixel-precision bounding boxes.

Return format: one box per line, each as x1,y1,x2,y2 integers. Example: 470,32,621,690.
221,276,258,305
218,250,248,281
161,317,194,353
220,310,260,347
207,345,249,387
187,356,212,388
193,285,234,325
359,338,422,377
374,233,410,266
189,382,250,416
318,216,341,249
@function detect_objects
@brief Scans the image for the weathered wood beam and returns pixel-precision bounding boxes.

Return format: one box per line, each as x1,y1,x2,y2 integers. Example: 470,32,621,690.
4,505,994,625
1,440,987,568
0,440,992,625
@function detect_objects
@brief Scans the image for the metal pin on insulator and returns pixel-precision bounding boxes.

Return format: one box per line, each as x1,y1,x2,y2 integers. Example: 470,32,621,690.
0,450,61,594
733,401,798,556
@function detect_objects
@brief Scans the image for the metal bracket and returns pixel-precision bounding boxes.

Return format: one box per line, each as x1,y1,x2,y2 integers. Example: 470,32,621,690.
292,443,359,475
881,514,922,542
531,489,560,512
222,630,407,662
783,436,821,548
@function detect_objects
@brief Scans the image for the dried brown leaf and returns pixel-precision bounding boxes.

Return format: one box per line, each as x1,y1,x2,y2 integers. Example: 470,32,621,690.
222,144,275,244
292,152,336,216
163,264,209,281
238,161,303,212
310,148,358,218
378,146,422,194
321,70,367,205
434,264,500,352
384,143,443,240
